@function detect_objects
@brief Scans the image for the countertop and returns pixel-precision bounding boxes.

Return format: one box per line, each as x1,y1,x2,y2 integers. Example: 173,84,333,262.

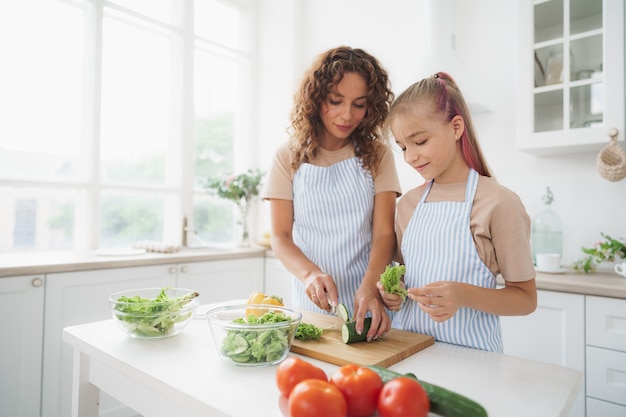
496,268,626,299
0,247,267,277
2,248,625,299
62,303,582,417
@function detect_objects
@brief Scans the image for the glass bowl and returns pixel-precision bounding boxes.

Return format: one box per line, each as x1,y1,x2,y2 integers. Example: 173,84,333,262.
207,304,302,367
109,287,199,339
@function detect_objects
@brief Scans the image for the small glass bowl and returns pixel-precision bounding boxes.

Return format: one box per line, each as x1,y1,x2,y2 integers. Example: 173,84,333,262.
207,304,302,367
109,287,199,339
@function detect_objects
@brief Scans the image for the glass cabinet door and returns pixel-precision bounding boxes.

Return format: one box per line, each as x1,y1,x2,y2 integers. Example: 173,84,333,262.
517,0,624,155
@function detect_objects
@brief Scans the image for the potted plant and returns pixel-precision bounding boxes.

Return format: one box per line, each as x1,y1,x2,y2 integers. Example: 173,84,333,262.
204,169,265,247
572,233,626,273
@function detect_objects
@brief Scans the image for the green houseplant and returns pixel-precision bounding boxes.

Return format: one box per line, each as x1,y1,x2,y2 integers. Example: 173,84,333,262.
572,233,626,273
204,169,265,247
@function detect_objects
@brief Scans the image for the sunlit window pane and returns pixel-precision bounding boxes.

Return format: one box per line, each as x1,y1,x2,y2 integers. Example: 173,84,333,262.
0,1,251,253
100,191,165,248
192,195,236,246
194,48,239,187
0,0,84,181
194,0,240,48
107,0,173,24
100,10,172,186
0,187,79,252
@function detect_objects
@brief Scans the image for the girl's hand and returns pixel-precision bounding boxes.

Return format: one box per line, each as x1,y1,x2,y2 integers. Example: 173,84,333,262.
304,272,338,312
376,280,404,312
408,281,464,322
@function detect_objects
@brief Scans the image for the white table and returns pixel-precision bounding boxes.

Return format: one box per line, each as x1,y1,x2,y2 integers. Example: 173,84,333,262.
63,305,582,417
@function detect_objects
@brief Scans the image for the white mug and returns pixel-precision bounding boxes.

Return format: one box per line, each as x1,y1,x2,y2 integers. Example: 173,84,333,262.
536,253,561,271
615,262,626,277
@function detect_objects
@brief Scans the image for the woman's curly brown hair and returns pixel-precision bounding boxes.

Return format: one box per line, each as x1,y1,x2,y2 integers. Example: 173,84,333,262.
288,46,393,175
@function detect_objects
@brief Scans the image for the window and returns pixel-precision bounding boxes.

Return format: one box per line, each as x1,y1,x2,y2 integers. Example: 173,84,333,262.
0,0,254,252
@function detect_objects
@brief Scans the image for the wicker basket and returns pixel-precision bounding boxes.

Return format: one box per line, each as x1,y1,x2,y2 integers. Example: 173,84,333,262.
597,129,626,182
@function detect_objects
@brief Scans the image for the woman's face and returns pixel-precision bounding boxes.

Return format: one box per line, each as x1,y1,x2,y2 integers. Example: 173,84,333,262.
318,72,368,150
391,103,465,183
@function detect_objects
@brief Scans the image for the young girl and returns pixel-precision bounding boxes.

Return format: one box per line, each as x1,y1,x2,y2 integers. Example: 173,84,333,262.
378,72,537,352
263,46,401,342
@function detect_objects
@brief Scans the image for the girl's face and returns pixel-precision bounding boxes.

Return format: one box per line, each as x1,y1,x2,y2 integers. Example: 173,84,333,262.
319,72,368,150
391,102,465,183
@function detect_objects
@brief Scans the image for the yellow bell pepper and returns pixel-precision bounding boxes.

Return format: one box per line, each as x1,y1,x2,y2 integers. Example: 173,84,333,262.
245,291,284,317
247,291,266,305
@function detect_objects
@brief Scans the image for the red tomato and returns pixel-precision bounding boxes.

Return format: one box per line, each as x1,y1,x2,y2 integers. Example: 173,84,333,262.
289,379,348,417
378,377,430,417
275,356,328,398
329,364,383,417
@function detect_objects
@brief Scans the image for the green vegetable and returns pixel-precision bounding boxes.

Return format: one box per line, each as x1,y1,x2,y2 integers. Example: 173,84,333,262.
379,264,408,304
366,365,488,417
295,322,323,340
341,317,372,344
113,287,199,337
336,303,351,321
221,311,298,364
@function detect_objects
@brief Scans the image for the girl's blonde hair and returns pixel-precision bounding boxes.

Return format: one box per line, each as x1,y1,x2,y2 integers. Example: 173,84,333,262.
289,46,394,175
386,72,492,177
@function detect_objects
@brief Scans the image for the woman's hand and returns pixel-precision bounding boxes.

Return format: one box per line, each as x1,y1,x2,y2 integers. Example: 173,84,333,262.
408,281,464,322
353,286,391,342
304,272,339,312
376,280,405,312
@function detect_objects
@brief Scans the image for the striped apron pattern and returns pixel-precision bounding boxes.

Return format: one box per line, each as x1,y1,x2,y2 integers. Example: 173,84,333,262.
392,169,502,352
291,157,374,317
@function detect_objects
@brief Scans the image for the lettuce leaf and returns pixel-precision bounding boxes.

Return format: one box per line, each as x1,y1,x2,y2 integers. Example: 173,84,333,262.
380,264,408,303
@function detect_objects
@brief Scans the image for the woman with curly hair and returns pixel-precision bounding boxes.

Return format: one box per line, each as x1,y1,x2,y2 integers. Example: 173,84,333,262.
262,46,401,341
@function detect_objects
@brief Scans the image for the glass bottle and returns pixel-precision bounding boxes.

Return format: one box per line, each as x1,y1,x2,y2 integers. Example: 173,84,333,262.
531,187,563,264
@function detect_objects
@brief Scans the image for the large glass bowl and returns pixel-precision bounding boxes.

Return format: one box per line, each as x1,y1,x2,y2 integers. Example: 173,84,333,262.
207,304,302,367
109,287,199,339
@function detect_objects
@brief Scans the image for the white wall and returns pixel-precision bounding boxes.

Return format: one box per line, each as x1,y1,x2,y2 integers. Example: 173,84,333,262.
255,0,626,267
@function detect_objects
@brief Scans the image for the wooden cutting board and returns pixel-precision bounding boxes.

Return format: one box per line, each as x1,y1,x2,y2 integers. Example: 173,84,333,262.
290,310,434,367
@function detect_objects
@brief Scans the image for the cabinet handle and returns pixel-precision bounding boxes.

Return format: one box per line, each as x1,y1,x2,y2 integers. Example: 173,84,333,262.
169,266,177,274
32,277,43,287
180,266,188,273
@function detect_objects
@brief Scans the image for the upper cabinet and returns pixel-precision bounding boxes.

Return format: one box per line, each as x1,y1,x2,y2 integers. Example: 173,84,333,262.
517,0,625,155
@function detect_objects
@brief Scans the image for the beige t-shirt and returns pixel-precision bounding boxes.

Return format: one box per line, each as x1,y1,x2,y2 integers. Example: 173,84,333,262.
396,175,535,282
262,142,402,200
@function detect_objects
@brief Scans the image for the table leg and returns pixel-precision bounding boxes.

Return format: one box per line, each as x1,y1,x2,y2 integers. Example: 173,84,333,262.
70,348,100,417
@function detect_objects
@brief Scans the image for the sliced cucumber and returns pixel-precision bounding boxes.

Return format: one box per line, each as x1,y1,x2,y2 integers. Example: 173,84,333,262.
227,334,249,355
341,317,372,344
230,353,252,363
336,303,351,321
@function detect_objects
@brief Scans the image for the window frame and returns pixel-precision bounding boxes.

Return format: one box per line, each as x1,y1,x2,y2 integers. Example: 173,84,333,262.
0,0,257,253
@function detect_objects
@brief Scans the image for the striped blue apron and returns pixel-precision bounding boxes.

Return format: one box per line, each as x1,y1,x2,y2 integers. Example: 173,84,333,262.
291,157,374,317
392,169,502,352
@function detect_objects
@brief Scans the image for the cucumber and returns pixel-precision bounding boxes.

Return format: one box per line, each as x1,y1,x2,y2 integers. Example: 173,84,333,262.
341,317,372,343
336,302,351,321
366,365,488,417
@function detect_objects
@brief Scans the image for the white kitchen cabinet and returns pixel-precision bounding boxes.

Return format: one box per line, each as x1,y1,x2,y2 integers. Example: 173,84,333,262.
0,275,45,417
585,296,626,415
41,257,264,417
587,398,626,417
516,0,625,155
501,289,585,417
502,291,626,417
263,256,294,306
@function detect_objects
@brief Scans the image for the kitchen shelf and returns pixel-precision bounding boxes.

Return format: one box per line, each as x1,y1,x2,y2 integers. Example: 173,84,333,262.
517,0,624,155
